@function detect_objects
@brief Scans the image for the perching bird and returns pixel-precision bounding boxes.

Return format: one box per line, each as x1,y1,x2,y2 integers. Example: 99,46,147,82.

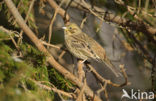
62,23,121,77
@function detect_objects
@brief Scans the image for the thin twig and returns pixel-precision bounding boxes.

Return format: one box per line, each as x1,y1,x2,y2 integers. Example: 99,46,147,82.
76,79,87,101
71,0,156,35
41,40,61,49
97,82,107,96
104,88,109,101
97,82,109,101
0,26,19,37
58,50,66,60
114,0,156,44
29,79,75,98
47,0,70,21
17,0,35,45
48,0,65,49
80,16,87,29
77,60,85,82
125,29,153,64
63,0,74,23
4,0,102,100
86,63,129,87
10,35,20,50
0,26,20,50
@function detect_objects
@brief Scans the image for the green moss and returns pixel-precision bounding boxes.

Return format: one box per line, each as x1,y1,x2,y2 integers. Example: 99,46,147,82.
20,43,46,66
0,32,74,101
0,0,37,30
48,67,74,91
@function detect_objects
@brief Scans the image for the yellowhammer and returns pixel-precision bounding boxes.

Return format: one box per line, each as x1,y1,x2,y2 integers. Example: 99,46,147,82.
62,23,121,77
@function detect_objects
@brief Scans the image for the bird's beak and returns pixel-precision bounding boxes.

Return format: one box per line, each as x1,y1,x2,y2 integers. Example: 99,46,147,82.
62,27,67,30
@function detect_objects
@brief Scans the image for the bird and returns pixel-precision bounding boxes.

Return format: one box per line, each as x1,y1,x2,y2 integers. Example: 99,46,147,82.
62,22,122,77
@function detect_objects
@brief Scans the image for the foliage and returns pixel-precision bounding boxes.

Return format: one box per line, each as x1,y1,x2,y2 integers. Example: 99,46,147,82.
91,0,156,92
0,0,156,100
0,30,73,101
0,0,37,30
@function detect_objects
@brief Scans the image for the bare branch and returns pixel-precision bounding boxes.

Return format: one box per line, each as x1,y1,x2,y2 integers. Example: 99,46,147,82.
17,0,35,45
86,63,129,87
46,0,70,22
77,60,85,82
61,0,156,35
29,78,75,98
76,79,87,101
4,0,102,100
48,0,65,49
41,40,61,49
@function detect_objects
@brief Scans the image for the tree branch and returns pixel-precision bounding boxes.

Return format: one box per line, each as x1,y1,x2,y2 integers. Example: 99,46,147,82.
46,0,70,22
58,0,156,35
4,0,101,100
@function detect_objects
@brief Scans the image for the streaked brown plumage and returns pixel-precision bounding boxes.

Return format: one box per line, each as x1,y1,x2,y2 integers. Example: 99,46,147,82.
63,23,121,77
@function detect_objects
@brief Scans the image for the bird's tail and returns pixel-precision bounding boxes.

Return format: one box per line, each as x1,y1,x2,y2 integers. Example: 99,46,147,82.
102,58,122,77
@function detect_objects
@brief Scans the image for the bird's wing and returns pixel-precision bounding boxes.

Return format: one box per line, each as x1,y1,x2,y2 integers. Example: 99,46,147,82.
86,34,122,77
70,33,122,77
70,34,99,59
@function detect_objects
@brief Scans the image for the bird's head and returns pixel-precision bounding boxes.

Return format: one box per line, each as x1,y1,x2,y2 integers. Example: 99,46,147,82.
62,23,81,35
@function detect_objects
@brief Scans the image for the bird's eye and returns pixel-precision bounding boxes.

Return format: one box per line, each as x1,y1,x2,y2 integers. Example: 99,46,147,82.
69,27,72,29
